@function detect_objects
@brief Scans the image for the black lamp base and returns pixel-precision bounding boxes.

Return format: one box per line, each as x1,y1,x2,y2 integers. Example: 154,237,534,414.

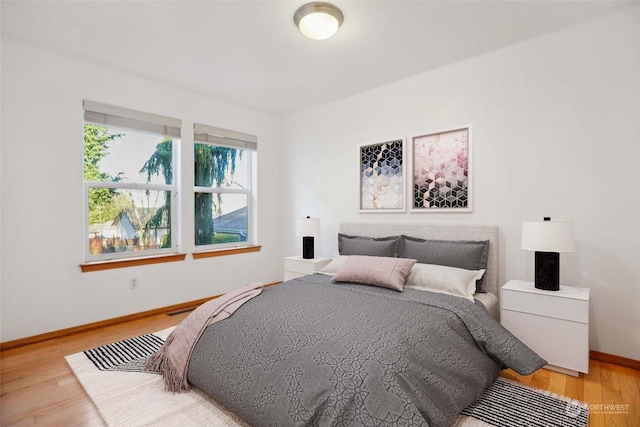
302,236,315,259
534,251,560,291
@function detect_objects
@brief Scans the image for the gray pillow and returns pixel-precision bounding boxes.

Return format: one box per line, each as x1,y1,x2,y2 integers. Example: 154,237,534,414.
338,234,400,257
398,236,489,293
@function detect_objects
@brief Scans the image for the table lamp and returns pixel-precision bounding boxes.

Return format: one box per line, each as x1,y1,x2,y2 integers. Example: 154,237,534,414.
296,216,320,259
521,217,575,291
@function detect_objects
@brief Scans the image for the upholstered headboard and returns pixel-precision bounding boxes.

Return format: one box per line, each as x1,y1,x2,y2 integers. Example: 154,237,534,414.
339,222,499,296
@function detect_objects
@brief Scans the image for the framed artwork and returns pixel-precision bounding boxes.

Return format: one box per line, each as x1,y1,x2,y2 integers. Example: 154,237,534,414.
359,138,405,212
411,126,472,212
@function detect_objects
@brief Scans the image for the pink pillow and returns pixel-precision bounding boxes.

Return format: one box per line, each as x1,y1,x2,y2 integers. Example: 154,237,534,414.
332,255,417,291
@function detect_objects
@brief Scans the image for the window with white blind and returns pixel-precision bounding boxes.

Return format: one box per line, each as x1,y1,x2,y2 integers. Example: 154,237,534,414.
83,100,180,261
193,123,256,249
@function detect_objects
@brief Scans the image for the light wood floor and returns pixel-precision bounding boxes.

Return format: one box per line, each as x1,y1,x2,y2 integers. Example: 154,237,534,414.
1,312,639,427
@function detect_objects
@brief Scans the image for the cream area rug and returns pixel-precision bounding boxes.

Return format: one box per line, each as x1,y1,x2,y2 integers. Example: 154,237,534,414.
66,328,588,427
65,327,247,426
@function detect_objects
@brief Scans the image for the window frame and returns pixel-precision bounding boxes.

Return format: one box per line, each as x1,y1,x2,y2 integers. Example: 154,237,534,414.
193,123,257,252
83,101,181,262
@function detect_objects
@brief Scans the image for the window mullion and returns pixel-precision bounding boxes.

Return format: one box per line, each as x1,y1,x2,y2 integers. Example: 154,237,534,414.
86,181,175,192
194,186,249,195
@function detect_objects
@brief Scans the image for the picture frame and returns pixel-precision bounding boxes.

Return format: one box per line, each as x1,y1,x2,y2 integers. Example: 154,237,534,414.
411,126,472,212
359,138,406,212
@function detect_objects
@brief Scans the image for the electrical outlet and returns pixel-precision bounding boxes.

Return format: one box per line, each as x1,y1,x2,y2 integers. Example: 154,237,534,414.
130,278,139,290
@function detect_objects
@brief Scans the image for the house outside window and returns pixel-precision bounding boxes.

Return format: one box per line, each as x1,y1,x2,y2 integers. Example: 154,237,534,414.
83,101,181,261
193,123,256,250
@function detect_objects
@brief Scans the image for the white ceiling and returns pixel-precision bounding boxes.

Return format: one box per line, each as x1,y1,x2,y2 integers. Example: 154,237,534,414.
2,1,636,116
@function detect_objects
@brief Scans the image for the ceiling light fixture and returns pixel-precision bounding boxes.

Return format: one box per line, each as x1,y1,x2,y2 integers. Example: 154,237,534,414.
294,2,344,40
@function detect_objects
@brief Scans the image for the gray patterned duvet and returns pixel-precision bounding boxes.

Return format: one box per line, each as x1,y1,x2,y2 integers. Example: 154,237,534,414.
187,274,545,426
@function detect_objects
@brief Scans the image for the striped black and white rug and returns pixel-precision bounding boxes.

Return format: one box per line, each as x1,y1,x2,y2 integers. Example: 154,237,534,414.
70,330,588,427
461,377,588,427
83,333,164,372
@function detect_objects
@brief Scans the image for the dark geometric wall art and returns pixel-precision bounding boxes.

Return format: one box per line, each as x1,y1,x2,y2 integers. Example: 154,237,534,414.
412,127,472,212
360,139,405,212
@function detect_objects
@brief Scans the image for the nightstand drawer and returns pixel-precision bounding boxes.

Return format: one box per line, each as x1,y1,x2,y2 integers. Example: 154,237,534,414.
283,256,331,281
285,258,322,274
502,286,588,323
502,310,589,373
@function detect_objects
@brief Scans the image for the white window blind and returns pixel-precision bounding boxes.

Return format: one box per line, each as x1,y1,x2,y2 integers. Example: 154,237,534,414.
194,123,257,151
84,100,181,138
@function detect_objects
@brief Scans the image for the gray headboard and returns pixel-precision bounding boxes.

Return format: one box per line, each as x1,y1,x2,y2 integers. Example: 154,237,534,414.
339,222,499,296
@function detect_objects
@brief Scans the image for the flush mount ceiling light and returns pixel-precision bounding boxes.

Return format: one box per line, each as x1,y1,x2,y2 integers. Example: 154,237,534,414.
294,2,344,40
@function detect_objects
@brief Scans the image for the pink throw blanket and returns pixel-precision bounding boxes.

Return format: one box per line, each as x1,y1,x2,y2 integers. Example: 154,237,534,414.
146,282,263,392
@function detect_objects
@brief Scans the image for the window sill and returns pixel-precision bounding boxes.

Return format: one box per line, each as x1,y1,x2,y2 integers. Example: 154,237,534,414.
79,246,261,271
193,245,262,259
80,253,187,272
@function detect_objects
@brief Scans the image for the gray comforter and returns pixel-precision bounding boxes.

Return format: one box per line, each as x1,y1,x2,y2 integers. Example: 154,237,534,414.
188,274,545,426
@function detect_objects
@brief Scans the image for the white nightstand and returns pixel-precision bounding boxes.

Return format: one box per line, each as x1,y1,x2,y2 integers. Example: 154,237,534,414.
284,256,331,281
500,280,590,377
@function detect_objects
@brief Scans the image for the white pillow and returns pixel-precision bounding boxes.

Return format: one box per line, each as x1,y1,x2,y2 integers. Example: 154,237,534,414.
405,263,485,302
318,255,349,275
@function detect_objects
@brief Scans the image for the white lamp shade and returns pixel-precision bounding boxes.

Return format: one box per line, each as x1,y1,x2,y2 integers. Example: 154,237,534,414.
296,217,320,237
521,220,575,252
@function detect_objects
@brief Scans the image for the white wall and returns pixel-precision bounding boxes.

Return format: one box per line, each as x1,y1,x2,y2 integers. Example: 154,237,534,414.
282,7,640,360
0,40,284,342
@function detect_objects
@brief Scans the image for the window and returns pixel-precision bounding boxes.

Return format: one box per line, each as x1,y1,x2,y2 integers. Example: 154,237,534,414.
193,123,256,249
83,101,181,261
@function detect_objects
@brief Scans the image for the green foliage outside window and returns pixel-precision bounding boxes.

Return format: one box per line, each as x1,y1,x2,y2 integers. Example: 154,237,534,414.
140,139,173,248
84,124,126,225
194,145,242,246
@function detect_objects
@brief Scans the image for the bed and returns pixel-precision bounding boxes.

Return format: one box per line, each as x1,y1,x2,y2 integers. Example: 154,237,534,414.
151,222,545,427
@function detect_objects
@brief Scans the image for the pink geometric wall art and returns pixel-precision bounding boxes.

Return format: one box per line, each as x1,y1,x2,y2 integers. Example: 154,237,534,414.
412,127,472,212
